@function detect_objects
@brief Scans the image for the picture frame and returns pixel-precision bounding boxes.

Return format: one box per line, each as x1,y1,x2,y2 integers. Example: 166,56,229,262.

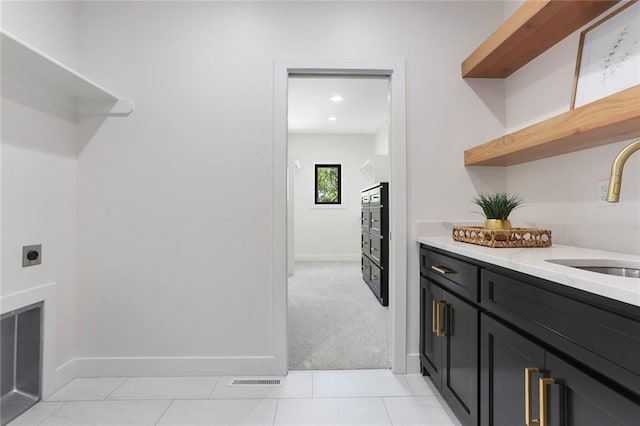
314,164,342,205
571,1,639,109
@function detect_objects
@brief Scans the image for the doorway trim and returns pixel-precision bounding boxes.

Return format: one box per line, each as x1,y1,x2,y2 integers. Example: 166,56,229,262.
273,58,407,374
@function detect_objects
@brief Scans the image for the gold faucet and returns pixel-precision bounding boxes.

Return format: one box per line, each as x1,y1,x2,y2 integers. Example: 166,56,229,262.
606,139,640,203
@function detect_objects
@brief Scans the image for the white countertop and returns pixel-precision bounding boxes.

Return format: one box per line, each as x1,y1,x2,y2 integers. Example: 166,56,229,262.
417,236,640,308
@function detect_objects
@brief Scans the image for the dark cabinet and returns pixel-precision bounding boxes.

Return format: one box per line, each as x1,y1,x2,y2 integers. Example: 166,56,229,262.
360,183,388,305
481,314,640,426
480,314,546,426
420,244,640,426
420,275,479,426
545,352,640,425
481,269,640,396
420,277,443,385
442,288,479,426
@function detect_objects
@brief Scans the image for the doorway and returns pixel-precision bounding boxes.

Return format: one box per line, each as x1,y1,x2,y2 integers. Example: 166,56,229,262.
273,59,407,375
287,76,391,370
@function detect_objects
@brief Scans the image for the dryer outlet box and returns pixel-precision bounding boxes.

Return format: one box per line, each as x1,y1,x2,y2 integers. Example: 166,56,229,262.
22,245,42,267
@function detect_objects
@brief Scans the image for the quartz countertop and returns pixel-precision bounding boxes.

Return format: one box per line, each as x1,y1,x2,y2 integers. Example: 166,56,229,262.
417,236,640,308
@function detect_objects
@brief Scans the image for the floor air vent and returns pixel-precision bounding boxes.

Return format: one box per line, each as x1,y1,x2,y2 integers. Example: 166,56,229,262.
230,379,282,386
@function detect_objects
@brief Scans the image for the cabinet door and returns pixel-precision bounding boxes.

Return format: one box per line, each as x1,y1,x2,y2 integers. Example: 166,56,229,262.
442,288,480,426
361,255,370,284
545,353,640,426
480,314,545,426
420,277,443,387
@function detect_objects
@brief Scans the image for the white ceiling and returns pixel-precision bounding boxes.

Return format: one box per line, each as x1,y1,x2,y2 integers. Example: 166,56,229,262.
288,77,390,134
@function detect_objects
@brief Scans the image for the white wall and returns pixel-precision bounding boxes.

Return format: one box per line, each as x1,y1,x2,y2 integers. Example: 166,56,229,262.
375,120,389,155
8,0,633,379
502,2,640,255
289,133,374,262
0,1,78,69
502,0,522,20
1,1,80,390
373,121,390,182
73,1,505,374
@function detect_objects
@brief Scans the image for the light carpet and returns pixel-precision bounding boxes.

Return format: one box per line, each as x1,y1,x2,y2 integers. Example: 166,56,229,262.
288,261,389,370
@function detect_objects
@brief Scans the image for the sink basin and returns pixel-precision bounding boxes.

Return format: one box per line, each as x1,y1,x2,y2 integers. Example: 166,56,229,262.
546,259,640,278
573,266,640,278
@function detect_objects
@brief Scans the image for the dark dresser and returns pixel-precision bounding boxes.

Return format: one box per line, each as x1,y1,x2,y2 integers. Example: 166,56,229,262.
360,182,389,306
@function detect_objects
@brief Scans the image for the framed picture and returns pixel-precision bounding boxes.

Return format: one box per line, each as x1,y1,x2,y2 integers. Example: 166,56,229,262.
314,164,341,205
571,1,639,109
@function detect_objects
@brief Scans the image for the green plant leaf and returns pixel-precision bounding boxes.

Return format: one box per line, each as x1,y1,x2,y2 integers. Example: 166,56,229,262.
472,192,523,220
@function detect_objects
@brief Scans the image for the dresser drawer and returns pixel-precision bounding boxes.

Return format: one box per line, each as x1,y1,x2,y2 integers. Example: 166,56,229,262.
481,269,640,396
369,208,383,236
369,187,382,206
361,255,370,283
361,208,370,231
369,262,382,296
369,234,383,265
421,247,480,303
361,232,370,253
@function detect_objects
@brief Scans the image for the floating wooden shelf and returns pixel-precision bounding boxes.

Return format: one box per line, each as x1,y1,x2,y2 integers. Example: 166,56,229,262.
464,85,640,166
462,0,619,78
1,30,134,116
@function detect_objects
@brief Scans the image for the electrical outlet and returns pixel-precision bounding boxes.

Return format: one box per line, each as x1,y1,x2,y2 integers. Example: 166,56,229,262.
596,179,614,206
22,244,42,267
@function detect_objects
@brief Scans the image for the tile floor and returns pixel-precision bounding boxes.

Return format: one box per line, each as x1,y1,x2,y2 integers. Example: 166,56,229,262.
12,370,461,425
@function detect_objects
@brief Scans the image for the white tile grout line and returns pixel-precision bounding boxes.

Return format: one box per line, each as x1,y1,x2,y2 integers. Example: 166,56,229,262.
44,397,216,402
380,397,394,426
44,377,128,402
103,377,129,400
206,376,222,399
53,376,77,393
311,372,314,398
154,400,174,426
272,399,280,426
35,401,67,426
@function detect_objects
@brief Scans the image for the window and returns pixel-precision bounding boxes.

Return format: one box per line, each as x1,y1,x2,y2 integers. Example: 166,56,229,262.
314,164,341,205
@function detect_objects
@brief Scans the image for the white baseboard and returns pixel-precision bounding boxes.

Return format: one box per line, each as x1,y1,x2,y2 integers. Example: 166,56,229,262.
406,353,420,374
294,254,360,262
52,358,77,396
72,356,280,378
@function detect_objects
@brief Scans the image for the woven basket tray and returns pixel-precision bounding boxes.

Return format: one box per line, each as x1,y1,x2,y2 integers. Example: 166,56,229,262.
452,226,552,248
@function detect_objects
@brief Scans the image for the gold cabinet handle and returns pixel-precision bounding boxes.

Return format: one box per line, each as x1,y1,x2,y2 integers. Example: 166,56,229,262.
432,300,438,333
435,301,447,337
525,368,542,426
431,265,457,275
435,301,442,336
539,378,556,426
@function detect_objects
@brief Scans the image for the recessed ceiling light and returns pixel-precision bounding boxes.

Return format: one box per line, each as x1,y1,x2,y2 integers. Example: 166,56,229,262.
331,95,343,102
328,116,337,121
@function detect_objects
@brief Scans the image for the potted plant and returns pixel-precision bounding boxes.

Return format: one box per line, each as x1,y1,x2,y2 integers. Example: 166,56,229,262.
473,192,523,230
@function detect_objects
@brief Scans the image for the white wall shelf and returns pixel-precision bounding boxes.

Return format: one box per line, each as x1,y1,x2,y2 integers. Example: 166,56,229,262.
1,30,134,117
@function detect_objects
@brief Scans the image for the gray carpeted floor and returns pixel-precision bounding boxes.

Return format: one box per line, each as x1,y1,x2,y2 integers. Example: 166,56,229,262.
288,261,389,370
